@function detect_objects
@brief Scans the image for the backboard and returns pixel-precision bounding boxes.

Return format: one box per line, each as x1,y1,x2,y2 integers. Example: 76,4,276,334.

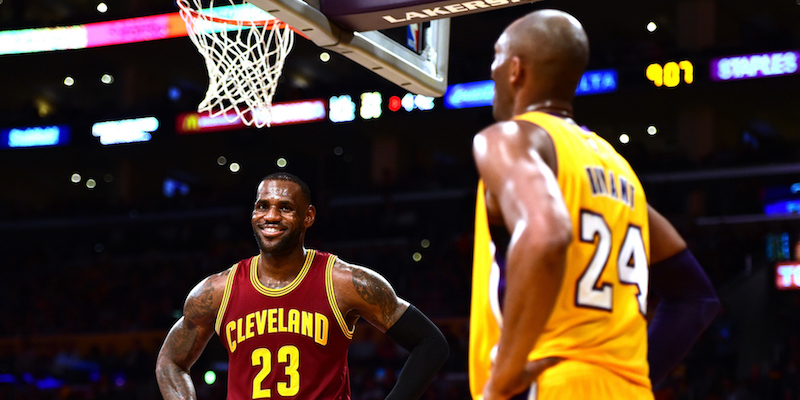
246,0,454,97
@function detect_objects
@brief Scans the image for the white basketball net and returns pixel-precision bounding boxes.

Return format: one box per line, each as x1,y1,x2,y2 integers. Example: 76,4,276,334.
178,0,295,128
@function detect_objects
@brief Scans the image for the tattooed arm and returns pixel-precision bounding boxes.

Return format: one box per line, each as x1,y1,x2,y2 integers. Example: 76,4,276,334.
334,261,407,330
156,270,229,400
334,260,448,400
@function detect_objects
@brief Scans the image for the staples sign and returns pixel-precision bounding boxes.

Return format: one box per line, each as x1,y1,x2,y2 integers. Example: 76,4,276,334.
776,262,800,290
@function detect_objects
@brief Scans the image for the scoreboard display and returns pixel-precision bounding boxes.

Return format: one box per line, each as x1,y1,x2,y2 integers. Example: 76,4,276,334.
645,60,694,88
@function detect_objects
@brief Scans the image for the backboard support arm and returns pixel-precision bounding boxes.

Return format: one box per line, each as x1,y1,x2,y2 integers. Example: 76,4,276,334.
247,0,450,97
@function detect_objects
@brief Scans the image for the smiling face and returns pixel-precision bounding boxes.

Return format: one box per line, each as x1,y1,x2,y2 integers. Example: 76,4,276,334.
251,179,315,256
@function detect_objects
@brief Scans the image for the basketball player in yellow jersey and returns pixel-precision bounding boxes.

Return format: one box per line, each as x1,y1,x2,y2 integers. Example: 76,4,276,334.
469,9,721,400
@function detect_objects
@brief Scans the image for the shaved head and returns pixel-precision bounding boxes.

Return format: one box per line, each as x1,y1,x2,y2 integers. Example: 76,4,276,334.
506,10,588,66
491,9,589,120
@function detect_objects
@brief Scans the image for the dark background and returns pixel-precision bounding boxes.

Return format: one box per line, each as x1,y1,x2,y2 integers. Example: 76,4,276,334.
1,0,800,399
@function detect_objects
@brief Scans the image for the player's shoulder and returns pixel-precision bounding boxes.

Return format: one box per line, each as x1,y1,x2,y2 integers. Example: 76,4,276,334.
474,119,550,153
329,257,383,286
327,257,408,329
205,267,234,289
478,118,547,139
474,119,555,172
183,267,234,321
329,258,396,300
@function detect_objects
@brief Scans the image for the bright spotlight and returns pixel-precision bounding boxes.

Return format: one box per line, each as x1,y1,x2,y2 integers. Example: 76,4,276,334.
619,133,630,144
64,76,75,86
276,158,287,168
647,21,657,32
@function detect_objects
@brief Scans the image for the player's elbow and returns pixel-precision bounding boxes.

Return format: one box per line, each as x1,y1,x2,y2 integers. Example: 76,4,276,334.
517,214,572,253
155,352,184,381
547,210,573,252
416,320,450,369
154,356,169,385
554,224,573,251
154,354,173,378
515,228,571,271
700,293,722,327
423,332,450,373
535,222,573,255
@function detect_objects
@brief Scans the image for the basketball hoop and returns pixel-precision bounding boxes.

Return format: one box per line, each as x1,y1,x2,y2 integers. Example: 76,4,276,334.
177,0,296,128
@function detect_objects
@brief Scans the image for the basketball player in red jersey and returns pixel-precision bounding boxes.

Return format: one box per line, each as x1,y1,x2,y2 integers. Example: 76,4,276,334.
468,9,720,400
156,172,448,399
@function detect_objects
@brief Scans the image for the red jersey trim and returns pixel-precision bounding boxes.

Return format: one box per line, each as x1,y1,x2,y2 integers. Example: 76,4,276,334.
249,251,315,297
324,255,356,339
215,263,239,335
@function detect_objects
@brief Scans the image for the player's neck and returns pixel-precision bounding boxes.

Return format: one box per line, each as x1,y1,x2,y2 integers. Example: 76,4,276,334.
522,99,573,119
257,248,308,286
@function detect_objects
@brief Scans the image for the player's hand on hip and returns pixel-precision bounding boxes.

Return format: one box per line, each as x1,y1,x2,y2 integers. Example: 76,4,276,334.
482,357,562,400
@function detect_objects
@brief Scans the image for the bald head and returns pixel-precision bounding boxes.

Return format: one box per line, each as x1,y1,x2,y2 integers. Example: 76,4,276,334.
506,9,588,69
491,9,589,120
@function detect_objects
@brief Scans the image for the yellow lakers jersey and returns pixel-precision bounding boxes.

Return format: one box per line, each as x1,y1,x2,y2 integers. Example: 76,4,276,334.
469,111,651,398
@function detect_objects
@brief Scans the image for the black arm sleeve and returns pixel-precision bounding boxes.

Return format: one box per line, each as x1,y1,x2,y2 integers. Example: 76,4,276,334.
383,305,449,400
648,248,721,387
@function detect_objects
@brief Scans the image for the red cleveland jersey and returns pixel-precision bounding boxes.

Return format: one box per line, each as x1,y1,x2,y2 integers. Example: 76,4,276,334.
215,250,354,399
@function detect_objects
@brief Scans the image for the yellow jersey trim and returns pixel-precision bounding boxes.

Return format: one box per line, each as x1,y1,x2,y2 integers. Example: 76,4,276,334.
214,263,238,336
249,251,315,297
326,255,355,339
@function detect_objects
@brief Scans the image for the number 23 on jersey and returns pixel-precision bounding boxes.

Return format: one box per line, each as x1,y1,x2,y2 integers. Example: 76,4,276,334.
251,345,300,398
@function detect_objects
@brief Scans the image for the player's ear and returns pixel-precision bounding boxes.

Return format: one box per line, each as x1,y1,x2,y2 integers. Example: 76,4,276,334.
304,205,316,227
509,56,522,86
